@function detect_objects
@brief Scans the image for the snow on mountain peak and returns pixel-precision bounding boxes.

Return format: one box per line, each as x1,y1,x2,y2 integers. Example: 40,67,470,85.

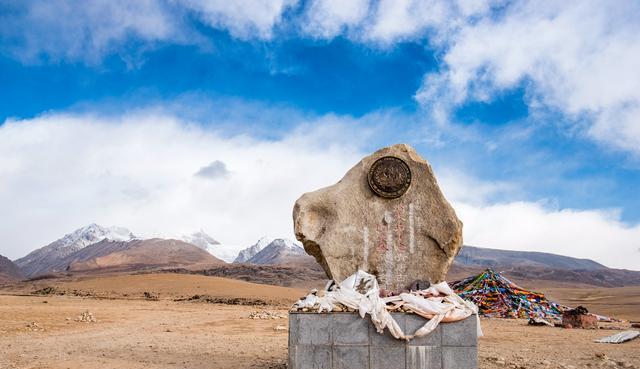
233,237,273,263
181,230,221,250
180,231,247,264
269,238,302,250
59,224,135,249
244,238,306,265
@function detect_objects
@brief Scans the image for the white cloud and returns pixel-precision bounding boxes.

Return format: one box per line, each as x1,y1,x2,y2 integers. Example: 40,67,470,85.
456,201,640,270
365,0,454,44
415,1,640,156
0,110,363,259
437,169,517,207
9,0,640,161
174,0,297,39
302,0,370,38
299,0,640,156
1,0,297,63
1,108,639,271
298,0,496,45
1,0,184,63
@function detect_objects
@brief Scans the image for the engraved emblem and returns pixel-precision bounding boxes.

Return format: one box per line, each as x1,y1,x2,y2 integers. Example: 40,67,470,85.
367,156,411,198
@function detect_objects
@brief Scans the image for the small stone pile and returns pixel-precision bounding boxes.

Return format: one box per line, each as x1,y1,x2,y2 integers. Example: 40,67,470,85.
75,311,97,323
248,310,286,320
26,322,44,331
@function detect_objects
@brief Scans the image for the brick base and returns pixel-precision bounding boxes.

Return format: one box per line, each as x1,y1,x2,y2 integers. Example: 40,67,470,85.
288,312,478,369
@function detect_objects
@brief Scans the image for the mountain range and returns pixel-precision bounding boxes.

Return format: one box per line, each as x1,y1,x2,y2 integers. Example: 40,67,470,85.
243,238,311,265
15,224,136,277
455,245,606,270
11,224,306,279
5,224,640,287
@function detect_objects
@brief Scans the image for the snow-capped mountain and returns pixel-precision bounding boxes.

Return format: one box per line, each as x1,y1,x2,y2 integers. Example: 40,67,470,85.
14,223,135,277
181,230,220,250
246,238,310,265
233,237,273,263
180,231,243,263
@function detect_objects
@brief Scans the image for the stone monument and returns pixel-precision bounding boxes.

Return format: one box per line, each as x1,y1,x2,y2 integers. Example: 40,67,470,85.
294,143,463,292
289,144,477,369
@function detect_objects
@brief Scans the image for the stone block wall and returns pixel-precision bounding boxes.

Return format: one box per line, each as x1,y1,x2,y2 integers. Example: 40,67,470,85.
289,312,477,369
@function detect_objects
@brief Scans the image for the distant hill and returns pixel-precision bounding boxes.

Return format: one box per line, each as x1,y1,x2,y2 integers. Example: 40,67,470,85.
65,238,225,273
15,225,638,288
0,254,24,283
456,245,606,270
15,224,135,277
449,245,640,288
245,239,315,265
225,241,640,287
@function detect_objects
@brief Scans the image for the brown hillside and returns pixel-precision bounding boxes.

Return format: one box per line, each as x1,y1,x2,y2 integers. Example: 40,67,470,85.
65,238,225,273
0,255,24,283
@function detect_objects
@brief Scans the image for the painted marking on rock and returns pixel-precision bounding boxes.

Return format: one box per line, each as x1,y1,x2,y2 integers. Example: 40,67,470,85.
362,226,369,271
384,210,394,287
409,202,415,254
395,202,406,251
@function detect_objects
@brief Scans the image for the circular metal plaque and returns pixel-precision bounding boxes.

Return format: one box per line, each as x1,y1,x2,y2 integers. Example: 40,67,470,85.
367,156,412,198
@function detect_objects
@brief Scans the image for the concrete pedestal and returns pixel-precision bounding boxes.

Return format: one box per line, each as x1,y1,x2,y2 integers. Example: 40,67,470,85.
288,312,477,369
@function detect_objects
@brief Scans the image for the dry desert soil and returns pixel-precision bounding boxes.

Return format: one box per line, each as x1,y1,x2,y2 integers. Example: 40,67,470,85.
0,273,639,369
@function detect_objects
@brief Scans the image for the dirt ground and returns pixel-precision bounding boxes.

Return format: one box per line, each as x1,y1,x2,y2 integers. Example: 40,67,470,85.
0,273,639,369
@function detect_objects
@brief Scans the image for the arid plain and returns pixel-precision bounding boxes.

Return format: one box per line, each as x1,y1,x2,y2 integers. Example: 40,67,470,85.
1,273,638,369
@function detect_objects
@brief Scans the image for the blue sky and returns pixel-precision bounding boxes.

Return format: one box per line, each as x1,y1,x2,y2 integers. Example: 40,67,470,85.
1,1,639,269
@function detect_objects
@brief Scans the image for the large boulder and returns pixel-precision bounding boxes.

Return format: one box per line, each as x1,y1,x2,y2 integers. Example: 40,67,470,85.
293,144,463,292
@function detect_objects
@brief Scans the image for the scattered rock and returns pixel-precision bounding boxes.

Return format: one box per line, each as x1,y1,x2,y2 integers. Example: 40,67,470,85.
176,295,269,306
273,325,287,331
248,310,286,320
143,291,159,300
32,286,60,295
26,322,44,331
595,353,608,360
75,311,97,323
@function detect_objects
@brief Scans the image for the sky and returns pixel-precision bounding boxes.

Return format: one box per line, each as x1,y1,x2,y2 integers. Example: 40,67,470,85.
1,0,639,270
